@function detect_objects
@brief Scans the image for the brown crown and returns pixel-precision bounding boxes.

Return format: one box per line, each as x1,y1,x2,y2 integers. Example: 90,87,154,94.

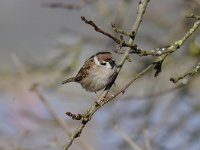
95,52,112,61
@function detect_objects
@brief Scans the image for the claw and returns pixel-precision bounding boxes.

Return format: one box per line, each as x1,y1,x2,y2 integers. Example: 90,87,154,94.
96,95,106,105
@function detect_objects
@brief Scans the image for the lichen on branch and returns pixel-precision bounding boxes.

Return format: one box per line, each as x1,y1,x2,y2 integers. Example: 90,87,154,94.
61,2,200,150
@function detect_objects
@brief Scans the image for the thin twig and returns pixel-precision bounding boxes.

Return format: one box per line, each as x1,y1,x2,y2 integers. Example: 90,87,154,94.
111,14,200,58
31,84,95,150
42,0,96,10
61,1,200,150
111,23,130,36
114,125,143,150
80,16,137,50
170,62,200,83
31,84,72,134
62,1,150,149
134,14,200,56
62,63,153,150
143,129,152,150
119,82,187,101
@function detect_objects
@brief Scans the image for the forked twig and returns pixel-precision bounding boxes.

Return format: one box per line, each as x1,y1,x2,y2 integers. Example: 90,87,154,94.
62,1,150,149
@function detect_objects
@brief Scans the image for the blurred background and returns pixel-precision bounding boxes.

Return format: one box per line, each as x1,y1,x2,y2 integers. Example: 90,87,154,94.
0,0,200,150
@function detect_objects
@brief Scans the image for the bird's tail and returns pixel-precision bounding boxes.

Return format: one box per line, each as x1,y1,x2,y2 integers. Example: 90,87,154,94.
62,77,76,84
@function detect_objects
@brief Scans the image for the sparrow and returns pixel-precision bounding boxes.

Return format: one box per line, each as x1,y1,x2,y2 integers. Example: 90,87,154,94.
62,51,117,92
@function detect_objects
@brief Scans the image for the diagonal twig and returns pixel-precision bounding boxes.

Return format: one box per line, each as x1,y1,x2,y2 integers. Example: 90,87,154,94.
170,62,200,83
30,84,95,150
114,125,143,150
61,1,150,149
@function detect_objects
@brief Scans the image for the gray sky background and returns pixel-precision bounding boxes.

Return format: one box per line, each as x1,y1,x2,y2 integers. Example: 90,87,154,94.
0,0,184,71
0,0,87,71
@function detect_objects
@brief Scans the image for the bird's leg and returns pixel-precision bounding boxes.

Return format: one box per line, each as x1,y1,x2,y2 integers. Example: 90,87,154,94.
94,92,106,105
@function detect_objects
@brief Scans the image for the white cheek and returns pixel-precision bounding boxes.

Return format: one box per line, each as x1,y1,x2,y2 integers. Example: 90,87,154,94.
94,56,112,69
94,56,100,66
105,62,112,69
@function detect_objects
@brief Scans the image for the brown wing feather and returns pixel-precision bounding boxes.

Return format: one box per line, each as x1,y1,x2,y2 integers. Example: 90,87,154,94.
75,56,95,82
74,51,112,82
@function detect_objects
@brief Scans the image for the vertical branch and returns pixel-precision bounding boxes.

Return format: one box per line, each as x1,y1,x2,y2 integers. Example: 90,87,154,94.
131,0,150,40
61,1,151,150
117,0,150,68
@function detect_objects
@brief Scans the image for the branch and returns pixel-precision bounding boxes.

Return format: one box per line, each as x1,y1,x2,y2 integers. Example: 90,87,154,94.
42,2,83,9
135,14,200,76
114,125,143,150
42,0,96,10
121,82,187,100
81,16,137,50
133,14,200,56
170,62,200,83
111,23,130,37
143,130,152,150
111,14,200,57
62,1,150,149
61,1,200,150
62,63,153,150
30,84,95,150
131,0,150,40
31,84,72,133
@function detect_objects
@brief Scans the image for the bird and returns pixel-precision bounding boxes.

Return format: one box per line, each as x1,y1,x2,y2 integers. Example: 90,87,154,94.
62,51,117,93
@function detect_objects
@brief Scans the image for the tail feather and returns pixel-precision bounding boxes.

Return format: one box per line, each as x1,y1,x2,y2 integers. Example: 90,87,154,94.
62,77,76,84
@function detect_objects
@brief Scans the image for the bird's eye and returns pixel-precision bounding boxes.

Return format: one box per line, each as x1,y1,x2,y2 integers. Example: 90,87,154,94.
100,62,106,66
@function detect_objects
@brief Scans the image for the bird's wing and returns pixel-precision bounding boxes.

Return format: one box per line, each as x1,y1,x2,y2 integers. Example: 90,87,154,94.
75,57,94,82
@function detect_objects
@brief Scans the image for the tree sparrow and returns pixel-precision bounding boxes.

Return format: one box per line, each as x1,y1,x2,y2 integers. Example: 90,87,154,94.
62,51,117,92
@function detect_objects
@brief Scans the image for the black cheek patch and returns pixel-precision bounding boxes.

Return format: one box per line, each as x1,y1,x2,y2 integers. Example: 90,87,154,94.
100,62,107,66
109,61,115,68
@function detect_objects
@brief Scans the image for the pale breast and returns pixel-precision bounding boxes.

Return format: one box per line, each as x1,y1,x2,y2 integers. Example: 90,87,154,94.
80,66,116,92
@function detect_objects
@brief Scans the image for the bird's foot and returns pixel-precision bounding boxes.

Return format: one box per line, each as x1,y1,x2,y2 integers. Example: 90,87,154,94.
96,95,106,106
